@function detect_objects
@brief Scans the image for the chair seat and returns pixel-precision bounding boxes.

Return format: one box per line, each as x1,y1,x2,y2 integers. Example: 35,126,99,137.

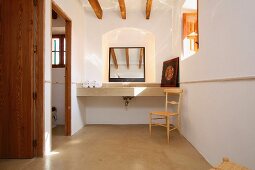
210,158,249,170
150,111,178,116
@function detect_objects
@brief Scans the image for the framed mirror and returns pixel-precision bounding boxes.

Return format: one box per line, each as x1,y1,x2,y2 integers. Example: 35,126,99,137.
109,47,145,82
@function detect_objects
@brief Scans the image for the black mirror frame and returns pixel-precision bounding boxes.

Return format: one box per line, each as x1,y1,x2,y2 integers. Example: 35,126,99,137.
109,47,145,82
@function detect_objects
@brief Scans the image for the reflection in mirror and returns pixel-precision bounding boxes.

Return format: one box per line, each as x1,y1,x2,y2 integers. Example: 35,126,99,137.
109,47,145,82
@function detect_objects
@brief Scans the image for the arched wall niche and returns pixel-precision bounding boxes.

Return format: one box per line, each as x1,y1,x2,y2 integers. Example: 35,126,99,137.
102,27,156,82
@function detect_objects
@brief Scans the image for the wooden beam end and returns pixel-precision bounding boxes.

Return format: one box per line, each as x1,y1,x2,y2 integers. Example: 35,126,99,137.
118,0,126,20
146,0,152,20
88,0,103,19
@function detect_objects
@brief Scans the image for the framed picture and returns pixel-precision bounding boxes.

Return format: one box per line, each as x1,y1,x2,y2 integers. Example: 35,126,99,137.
161,57,179,87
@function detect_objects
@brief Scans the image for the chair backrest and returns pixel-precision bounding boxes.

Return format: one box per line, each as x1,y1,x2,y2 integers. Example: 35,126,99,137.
164,88,183,113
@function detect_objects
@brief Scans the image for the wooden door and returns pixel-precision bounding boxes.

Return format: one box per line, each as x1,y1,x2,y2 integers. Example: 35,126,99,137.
0,0,35,158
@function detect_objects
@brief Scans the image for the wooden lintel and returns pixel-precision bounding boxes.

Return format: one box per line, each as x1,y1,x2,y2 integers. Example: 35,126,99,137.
146,0,152,19
111,49,118,69
88,0,103,19
118,0,126,19
125,48,129,69
52,1,71,21
139,48,144,69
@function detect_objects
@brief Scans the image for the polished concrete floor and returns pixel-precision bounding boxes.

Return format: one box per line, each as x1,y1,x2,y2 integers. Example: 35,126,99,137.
0,125,212,170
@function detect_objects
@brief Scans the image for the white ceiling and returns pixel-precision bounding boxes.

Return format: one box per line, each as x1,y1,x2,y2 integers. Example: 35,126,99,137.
82,0,182,12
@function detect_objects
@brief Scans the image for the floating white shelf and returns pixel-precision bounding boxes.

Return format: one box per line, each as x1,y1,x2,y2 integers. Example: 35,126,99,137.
76,83,182,97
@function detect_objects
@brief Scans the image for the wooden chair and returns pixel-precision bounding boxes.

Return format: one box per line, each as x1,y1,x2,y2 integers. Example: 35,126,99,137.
149,88,183,143
210,157,249,170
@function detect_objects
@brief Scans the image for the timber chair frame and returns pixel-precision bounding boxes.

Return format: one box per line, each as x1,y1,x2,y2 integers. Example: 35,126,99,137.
149,88,183,143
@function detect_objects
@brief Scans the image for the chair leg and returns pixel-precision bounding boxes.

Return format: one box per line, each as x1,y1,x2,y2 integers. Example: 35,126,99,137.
166,116,170,143
177,114,180,133
149,113,152,136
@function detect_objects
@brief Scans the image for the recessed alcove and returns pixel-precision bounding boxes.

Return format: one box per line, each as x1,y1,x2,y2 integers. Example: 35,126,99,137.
102,27,156,83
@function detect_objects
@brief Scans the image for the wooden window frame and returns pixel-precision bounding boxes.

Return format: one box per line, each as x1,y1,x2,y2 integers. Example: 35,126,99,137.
182,0,199,53
52,34,65,68
183,13,198,52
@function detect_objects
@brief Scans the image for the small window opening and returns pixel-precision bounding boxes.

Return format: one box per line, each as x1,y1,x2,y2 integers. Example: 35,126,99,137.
182,0,199,59
52,35,66,68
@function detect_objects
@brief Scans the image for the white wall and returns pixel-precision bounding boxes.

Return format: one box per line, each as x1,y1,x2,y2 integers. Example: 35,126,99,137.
44,0,86,154
44,0,53,155
52,68,65,125
180,0,255,168
52,15,65,34
103,28,155,82
52,17,65,125
84,5,182,83
52,14,65,27
83,2,183,124
85,97,165,124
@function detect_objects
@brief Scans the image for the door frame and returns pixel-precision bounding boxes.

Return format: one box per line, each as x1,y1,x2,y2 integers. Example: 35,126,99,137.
52,1,72,136
35,0,45,157
35,0,72,156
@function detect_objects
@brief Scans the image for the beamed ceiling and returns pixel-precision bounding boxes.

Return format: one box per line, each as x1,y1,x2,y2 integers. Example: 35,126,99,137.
82,0,183,19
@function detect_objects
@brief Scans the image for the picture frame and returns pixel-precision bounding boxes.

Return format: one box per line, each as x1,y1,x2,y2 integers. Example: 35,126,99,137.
161,57,179,87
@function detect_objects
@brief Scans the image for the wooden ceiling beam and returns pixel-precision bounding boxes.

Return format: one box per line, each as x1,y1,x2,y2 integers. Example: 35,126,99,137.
88,0,103,19
125,48,129,69
118,0,126,19
110,49,118,69
146,0,152,19
139,48,144,69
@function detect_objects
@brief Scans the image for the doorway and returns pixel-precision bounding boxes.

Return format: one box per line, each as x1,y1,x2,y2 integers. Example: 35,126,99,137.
51,2,72,141
51,9,66,139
